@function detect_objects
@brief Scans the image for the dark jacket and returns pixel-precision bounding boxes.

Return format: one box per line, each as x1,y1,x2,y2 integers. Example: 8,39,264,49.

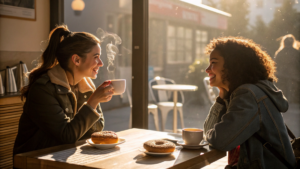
204,80,297,169
13,65,104,156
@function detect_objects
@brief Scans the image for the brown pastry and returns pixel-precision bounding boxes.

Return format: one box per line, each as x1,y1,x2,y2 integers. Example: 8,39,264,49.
91,131,118,144
143,139,175,153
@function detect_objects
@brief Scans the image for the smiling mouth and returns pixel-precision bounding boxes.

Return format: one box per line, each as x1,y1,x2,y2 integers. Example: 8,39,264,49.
209,75,216,81
93,68,99,74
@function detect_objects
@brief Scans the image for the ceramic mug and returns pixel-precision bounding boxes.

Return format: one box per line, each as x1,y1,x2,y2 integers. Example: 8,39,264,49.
182,128,203,145
110,79,126,95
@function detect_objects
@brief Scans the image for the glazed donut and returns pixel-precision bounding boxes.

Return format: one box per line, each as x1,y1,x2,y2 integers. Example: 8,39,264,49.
91,131,118,144
143,140,176,153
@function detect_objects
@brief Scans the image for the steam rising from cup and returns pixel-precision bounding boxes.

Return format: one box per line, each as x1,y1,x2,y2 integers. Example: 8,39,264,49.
96,28,122,77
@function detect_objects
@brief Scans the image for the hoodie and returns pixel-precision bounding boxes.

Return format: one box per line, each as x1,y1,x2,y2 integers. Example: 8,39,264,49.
256,80,289,113
204,80,296,169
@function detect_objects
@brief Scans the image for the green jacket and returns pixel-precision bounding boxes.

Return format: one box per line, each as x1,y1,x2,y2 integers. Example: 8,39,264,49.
13,65,104,156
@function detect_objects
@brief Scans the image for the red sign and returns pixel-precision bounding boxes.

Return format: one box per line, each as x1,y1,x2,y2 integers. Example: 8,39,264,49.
149,0,227,30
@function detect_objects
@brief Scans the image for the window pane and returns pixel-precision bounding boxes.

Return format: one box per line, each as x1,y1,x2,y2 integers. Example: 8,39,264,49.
177,39,184,50
168,38,176,50
185,40,192,50
185,28,192,39
148,0,228,132
149,0,300,135
177,51,184,61
167,51,176,62
196,30,201,42
168,25,175,37
186,52,192,62
177,27,184,38
201,31,208,42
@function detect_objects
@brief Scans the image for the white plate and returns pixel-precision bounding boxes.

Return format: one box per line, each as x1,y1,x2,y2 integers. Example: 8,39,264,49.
177,140,209,149
86,138,126,149
139,148,177,156
160,133,182,143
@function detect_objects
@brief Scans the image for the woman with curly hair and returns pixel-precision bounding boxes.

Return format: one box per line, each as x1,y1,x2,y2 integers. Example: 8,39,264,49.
203,37,297,169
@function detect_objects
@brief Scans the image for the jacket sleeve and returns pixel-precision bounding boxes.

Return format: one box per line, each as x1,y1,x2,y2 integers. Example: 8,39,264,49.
206,88,260,151
27,83,101,144
204,100,227,139
79,103,105,140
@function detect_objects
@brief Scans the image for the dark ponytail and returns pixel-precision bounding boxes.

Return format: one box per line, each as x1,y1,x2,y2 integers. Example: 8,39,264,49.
21,25,100,100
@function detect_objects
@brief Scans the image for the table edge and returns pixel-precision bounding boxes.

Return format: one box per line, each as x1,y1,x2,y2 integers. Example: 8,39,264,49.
14,129,225,169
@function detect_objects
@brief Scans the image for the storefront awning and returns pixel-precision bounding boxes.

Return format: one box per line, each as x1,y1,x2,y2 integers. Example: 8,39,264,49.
149,0,231,30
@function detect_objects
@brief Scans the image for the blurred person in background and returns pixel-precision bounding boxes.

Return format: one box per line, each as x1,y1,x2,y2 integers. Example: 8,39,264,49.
204,37,297,169
274,34,300,105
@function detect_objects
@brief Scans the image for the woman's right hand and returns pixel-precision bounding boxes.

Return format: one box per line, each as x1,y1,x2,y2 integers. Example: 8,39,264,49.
87,81,114,109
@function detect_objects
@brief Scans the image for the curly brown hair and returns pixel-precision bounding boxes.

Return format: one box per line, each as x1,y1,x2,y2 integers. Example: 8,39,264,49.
205,37,277,92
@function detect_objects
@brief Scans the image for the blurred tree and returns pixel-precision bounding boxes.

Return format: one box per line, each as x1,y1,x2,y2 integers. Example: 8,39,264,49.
219,0,250,37
268,0,300,56
250,15,269,51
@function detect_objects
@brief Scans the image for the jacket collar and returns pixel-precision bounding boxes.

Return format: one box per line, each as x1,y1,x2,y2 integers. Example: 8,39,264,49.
47,64,96,93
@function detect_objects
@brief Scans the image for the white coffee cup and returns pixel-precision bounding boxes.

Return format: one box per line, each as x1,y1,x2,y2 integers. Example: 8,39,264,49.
182,128,203,145
110,79,126,95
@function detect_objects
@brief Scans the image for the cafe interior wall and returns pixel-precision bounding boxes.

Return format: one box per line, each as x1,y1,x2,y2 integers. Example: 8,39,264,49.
0,0,50,71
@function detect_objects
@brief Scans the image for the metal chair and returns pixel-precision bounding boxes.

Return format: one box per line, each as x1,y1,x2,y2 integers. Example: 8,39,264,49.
149,76,185,131
203,77,219,104
127,88,160,130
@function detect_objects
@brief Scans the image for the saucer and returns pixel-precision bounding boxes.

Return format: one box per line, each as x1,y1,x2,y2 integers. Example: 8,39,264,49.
86,138,126,149
161,133,182,143
177,140,209,149
139,148,178,156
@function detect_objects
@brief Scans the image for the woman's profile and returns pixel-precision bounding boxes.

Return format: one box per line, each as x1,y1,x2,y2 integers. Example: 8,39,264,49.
13,25,114,156
204,37,297,168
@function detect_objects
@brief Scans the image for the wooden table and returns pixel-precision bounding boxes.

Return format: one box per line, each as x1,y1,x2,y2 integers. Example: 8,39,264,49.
152,84,198,133
14,129,225,169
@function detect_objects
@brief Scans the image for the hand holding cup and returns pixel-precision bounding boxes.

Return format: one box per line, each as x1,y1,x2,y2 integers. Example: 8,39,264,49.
87,81,114,109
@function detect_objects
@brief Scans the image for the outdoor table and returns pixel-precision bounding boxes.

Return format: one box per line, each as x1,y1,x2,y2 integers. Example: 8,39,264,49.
152,84,198,133
14,128,225,169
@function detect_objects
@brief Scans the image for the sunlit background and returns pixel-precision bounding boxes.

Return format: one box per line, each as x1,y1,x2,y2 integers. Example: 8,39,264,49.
64,0,300,135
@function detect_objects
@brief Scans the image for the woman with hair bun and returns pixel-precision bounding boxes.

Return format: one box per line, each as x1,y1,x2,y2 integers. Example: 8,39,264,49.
203,37,297,168
13,25,114,155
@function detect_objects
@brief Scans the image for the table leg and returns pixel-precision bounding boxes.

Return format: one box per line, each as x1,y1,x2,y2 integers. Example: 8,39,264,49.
173,91,178,133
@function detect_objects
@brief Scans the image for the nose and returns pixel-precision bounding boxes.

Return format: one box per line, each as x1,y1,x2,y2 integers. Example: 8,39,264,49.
205,64,211,73
97,58,103,67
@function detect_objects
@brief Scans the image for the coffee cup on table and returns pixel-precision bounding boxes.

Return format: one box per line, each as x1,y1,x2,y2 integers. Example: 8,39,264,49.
110,79,126,95
182,128,203,145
